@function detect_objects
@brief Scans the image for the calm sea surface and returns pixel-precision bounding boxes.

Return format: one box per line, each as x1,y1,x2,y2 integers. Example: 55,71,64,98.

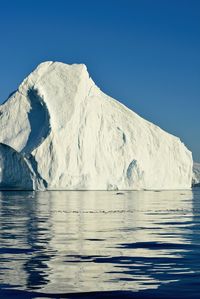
0,189,200,299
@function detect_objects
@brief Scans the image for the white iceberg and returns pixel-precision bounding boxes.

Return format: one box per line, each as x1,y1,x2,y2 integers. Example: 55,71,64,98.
0,62,193,190
193,162,200,186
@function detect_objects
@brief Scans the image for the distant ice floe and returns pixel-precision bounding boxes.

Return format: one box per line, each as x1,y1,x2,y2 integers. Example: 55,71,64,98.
193,163,200,187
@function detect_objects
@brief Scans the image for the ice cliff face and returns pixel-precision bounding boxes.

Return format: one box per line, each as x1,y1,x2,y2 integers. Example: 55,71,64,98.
0,62,193,190
0,143,34,190
193,163,200,186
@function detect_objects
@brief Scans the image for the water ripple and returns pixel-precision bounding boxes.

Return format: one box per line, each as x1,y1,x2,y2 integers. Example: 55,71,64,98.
0,189,200,298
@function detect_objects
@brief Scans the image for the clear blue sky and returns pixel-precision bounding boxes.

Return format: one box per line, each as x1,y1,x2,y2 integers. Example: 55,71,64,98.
0,0,199,161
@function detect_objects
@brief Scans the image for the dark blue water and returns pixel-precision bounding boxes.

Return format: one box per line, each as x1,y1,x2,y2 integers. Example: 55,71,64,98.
0,189,200,298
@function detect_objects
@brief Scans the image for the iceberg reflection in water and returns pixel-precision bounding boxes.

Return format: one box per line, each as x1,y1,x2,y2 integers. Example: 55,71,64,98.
0,190,200,298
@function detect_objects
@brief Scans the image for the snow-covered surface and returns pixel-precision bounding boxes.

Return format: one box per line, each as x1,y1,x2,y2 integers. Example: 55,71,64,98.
0,62,193,190
193,162,200,186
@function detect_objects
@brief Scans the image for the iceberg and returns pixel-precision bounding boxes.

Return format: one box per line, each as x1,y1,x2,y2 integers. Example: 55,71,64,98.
193,162,200,187
0,62,193,190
